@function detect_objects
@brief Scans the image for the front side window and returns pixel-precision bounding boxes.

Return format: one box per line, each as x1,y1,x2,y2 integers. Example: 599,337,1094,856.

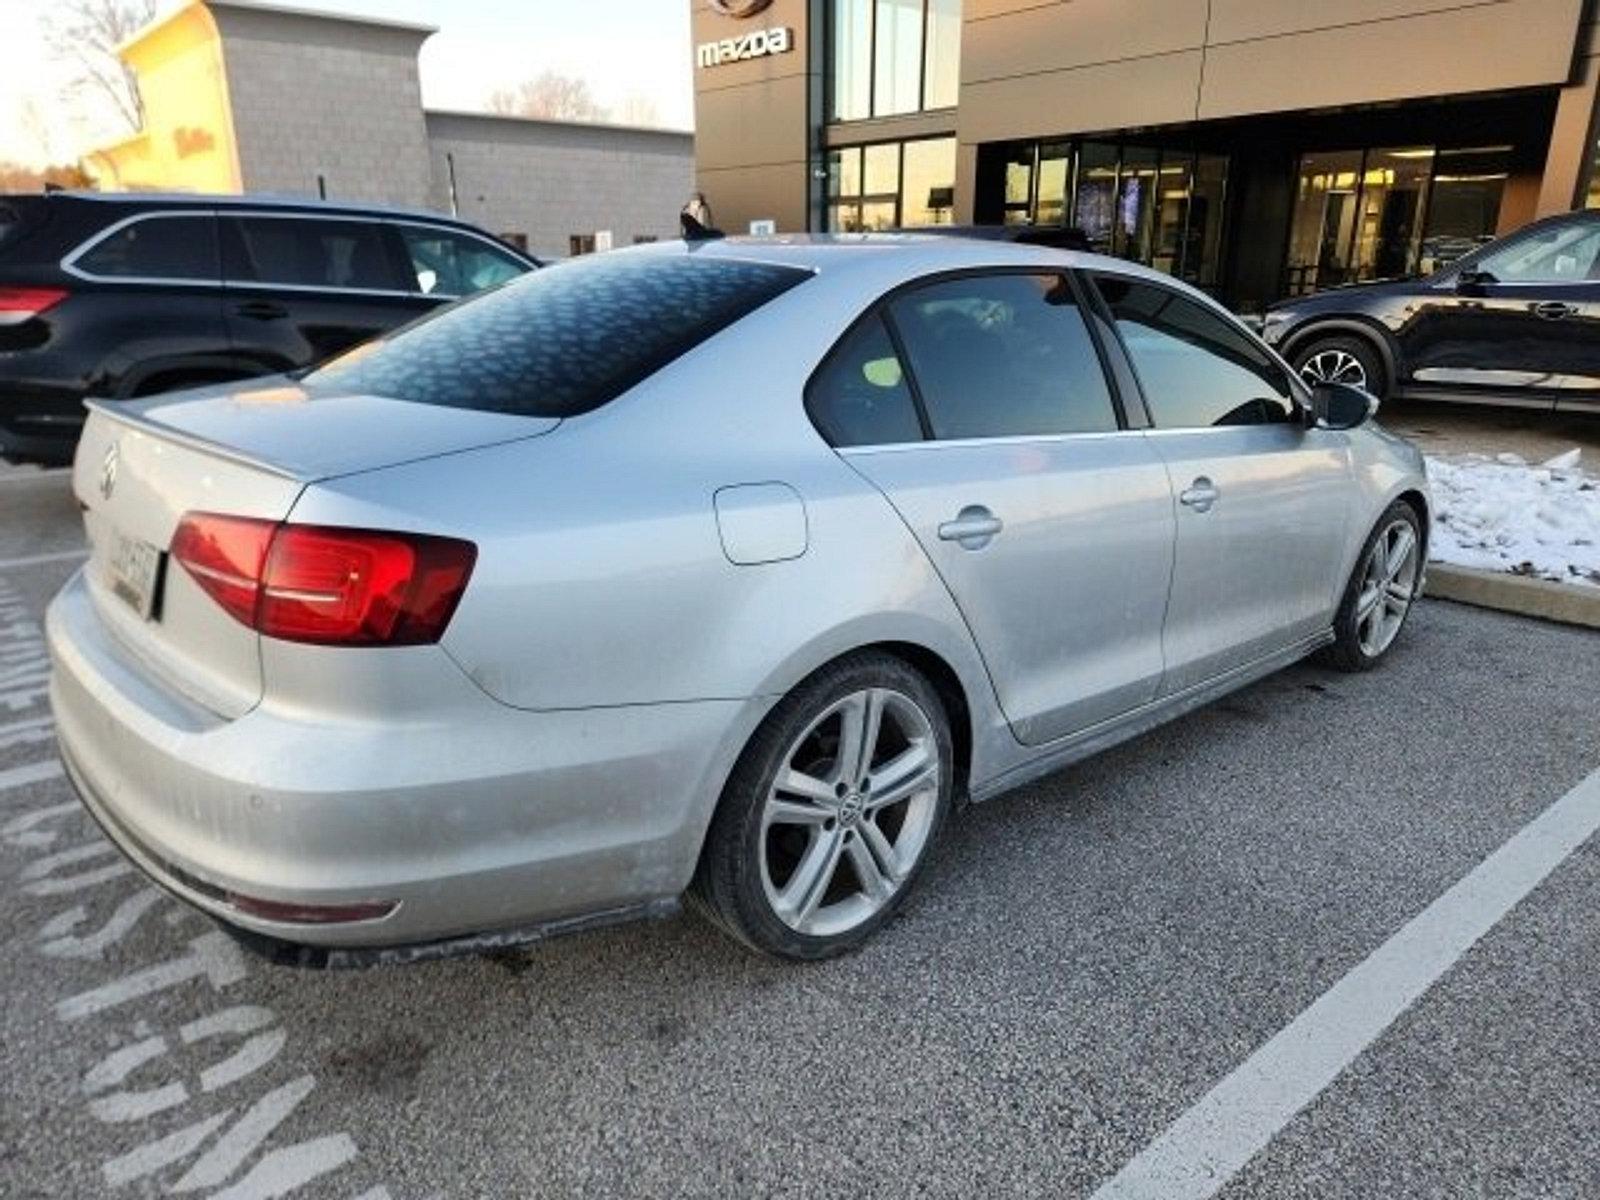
302,254,810,418
226,217,404,291
806,313,923,447
1470,220,1600,283
1094,275,1295,429
75,215,218,281
887,273,1118,440
398,226,527,297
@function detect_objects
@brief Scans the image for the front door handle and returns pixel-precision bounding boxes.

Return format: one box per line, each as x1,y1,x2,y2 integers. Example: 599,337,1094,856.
937,505,1003,550
1179,477,1220,513
234,300,288,320
1531,301,1578,321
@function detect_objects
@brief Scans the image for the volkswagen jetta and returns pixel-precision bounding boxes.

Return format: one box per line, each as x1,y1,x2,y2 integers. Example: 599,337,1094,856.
48,236,1429,963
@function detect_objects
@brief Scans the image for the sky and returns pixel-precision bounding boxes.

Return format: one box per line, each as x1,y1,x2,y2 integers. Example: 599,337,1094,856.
0,0,694,167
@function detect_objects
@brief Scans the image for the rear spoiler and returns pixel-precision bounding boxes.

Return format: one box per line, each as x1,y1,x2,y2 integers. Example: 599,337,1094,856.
83,398,303,481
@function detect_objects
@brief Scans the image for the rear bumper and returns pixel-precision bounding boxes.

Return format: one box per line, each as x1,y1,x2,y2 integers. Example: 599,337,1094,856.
48,568,758,952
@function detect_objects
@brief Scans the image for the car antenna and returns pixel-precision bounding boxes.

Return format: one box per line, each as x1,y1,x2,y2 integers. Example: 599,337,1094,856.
681,212,725,242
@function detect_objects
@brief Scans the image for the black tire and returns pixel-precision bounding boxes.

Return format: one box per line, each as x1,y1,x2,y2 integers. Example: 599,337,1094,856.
1292,333,1388,399
1318,500,1424,672
692,651,954,960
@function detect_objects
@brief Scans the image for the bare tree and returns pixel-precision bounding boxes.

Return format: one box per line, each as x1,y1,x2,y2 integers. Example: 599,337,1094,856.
45,0,158,137
487,71,610,123
615,93,660,128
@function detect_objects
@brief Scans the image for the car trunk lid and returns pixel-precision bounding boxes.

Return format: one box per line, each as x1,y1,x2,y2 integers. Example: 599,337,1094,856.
73,382,556,718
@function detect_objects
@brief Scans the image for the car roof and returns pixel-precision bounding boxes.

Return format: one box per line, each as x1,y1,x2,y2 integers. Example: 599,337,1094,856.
38,189,489,228
625,232,1225,312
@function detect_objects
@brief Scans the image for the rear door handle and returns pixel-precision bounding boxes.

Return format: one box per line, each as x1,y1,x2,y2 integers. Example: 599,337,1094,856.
937,505,1003,550
234,300,288,320
1531,301,1578,321
1179,477,1220,513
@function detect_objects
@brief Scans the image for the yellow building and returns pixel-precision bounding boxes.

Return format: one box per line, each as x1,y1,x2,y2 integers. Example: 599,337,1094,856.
84,2,242,193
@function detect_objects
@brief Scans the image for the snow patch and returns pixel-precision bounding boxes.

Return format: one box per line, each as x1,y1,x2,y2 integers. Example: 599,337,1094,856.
1425,449,1599,588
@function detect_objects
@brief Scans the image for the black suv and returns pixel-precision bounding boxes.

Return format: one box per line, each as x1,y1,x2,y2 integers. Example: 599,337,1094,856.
0,192,537,463
1262,209,1600,414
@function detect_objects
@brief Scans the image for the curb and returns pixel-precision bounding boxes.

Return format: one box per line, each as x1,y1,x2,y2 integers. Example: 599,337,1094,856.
1425,563,1600,630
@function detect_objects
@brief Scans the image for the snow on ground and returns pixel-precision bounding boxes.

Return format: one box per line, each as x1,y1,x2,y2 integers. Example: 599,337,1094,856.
1425,448,1599,588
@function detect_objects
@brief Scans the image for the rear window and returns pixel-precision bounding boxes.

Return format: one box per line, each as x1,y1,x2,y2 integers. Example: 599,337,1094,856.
301,253,811,417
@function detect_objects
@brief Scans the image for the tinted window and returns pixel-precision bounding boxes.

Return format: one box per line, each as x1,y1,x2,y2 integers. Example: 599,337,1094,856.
302,254,810,417
226,217,403,291
1094,276,1295,428
807,314,924,447
1473,220,1600,283
886,273,1118,439
398,226,527,296
76,215,217,280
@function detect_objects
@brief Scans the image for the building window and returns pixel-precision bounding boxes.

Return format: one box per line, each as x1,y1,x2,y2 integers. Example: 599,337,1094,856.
829,0,961,122
569,234,596,257
499,232,528,252
1285,145,1508,294
828,135,956,231
986,139,1229,291
633,235,659,245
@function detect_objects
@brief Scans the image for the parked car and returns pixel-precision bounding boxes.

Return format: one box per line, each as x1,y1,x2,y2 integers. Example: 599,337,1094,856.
49,236,1428,965
0,191,537,464
1263,209,1600,414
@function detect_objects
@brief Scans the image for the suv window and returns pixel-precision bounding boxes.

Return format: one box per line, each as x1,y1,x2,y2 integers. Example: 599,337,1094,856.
302,253,810,417
1472,220,1600,283
807,314,924,447
225,216,405,291
398,225,526,297
886,273,1118,440
74,214,218,281
1093,275,1296,428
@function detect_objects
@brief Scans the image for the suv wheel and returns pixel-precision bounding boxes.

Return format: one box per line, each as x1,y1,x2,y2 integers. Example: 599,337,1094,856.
693,652,953,960
1293,334,1387,398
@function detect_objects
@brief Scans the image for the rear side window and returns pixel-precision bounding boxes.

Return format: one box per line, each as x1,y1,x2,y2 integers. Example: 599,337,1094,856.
398,225,527,296
806,314,924,447
225,217,405,291
302,253,811,417
74,215,218,281
1093,275,1295,428
886,273,1118,440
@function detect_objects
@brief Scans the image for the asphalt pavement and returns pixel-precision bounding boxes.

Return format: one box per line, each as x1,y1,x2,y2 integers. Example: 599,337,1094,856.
2,467,1598,1199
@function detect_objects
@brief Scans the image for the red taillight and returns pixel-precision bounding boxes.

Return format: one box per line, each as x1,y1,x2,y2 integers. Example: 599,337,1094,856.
170,512,476,646
0,286,69,325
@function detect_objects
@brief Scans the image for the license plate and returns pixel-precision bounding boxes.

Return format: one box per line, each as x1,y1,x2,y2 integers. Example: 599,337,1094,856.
106,530,163,619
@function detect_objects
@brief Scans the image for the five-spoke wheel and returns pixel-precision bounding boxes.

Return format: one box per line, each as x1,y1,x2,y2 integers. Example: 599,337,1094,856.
1321,499,1424,671
695,654,952,959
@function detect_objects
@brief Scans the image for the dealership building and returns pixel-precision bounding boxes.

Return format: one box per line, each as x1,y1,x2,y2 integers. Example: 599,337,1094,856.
692,0,1600,310
86,0,695,257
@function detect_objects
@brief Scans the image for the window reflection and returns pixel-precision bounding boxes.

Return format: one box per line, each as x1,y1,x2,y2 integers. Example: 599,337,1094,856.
829,0,962,122
828,136,956,231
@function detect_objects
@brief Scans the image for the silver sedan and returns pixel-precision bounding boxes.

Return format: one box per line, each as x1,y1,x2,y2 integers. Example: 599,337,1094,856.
48,236,1429,962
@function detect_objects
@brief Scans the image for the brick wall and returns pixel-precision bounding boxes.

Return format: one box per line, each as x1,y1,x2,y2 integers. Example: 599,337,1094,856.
211,3,434,207
424,112,695,258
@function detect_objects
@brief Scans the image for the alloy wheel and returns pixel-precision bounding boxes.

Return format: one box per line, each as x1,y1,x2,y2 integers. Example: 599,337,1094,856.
1356,518,1420,658
759,687,941,938
1299,348,1368,390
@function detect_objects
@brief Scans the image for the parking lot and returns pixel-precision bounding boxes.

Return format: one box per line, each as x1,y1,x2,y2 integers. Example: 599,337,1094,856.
3,464,1598,1199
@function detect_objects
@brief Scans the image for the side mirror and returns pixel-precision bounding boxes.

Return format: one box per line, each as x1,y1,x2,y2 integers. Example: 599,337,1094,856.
1308,381,1376,430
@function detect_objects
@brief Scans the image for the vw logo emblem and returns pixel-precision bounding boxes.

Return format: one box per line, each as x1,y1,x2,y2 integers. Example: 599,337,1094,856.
99,442,119,501
709,0,773,16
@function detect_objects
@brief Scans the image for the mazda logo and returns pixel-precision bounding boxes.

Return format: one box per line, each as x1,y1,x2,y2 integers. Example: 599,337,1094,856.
99,442,119,501
709,0,773,16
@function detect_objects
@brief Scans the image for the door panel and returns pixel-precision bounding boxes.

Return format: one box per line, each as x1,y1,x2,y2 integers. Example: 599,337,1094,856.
1401,283,1600,394
1148,426,1352,693
848,436,1174,745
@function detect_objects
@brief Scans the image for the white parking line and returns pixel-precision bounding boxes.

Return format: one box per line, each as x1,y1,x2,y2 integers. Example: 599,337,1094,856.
1092,764,1600,1200
0,549,87,571
0,759,63,794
